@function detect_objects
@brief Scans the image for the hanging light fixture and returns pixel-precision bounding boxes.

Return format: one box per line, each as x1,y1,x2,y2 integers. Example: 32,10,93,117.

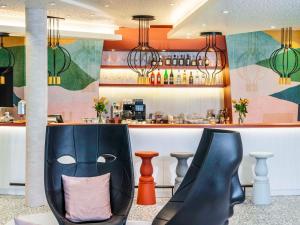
269,27,300,85
47,16,71,86
196,32,226,85
0,32,15,85
127,15,160,82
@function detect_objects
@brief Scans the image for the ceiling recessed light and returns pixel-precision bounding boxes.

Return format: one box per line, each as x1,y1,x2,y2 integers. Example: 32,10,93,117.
105,4,109,8
66,15,71,18
202,23,206,27
270,25,276,29
0,4,7,8
90,13,95,17
170,3,175,6
161,49,166,52
223,10,229,14
49,2,56,6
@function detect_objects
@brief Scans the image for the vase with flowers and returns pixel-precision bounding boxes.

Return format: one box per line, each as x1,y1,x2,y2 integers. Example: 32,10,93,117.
94,97,109,124
232,98,249,124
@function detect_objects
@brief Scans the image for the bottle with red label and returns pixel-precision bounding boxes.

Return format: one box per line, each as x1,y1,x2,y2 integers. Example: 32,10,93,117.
150,71,155,85
156,69,161,85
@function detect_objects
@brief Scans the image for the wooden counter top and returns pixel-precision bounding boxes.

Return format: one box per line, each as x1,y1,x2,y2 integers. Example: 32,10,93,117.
46,122,300,128
127,123,300,128
0,122,26,127
3,122,300,128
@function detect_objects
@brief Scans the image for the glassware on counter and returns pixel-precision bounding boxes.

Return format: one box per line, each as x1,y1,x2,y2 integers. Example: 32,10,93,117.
0,112,14,123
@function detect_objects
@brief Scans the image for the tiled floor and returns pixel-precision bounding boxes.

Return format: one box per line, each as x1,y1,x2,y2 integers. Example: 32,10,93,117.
1,195,300,225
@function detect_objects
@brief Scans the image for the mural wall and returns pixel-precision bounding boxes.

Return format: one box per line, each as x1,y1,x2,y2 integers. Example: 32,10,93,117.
226,31,300,123
0,37,103,122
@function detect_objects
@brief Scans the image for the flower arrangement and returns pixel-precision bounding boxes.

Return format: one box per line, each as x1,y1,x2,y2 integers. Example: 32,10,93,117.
232,98,249,124
94,97,109,123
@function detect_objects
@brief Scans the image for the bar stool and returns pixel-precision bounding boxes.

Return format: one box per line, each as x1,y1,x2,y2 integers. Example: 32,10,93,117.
135,151,159,205
249,152,274,205
170,152,194,192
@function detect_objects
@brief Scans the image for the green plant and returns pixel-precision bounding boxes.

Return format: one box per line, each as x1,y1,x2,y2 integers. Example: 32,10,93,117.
94,96,108,114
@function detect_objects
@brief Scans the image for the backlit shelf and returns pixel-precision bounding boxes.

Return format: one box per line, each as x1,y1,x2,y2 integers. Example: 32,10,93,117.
99,83,225,88
101,65,222,70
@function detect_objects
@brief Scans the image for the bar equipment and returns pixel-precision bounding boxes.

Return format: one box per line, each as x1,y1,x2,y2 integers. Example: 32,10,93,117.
134,99,146,121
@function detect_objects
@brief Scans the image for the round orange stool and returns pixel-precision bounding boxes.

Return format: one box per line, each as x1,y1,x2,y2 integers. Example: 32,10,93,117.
135,151,159,205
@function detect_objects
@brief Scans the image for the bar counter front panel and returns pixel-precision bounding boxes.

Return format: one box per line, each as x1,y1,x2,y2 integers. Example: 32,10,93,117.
1,123,300,196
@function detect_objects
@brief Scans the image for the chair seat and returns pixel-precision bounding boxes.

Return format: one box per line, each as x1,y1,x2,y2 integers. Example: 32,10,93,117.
152,202,183,224
7,213,150,225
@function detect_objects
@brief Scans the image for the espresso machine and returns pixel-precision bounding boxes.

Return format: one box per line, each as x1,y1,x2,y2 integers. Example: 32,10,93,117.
133,99,146,121
122,99,146,121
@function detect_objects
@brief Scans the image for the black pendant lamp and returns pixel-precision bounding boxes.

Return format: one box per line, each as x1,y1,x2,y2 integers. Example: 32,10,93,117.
196,32,226,85
0,32,15,85
48,16,71,86
269,27,300,85
127,15,160,79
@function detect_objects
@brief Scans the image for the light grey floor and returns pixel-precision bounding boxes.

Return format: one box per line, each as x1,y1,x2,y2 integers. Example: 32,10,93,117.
1,195,300,225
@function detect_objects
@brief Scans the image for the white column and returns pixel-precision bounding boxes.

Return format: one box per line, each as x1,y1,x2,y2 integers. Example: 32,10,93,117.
25,0,48,207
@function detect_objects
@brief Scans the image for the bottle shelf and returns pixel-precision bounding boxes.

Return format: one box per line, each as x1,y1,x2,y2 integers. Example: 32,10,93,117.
99,83,225,88
101,65,223,70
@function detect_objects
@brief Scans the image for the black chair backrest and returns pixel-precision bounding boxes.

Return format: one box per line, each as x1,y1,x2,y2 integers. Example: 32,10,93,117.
44,124,134,220
156,128,244,225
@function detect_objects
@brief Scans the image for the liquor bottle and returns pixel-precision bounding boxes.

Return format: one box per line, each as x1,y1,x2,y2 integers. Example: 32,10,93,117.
146,74,150,84
176,70,181,85
156,69,161,85
150,71,155,85
182,70,187,84
172,55,178,66
189,71,194,85
164,69,169,85
165,55,171,66
204,56,210,66
151,58,157,66
158,56,163,66
179,55,185,66
169,69,174,84
198,56,203,67
191,58,197,66
195,71,200,84
186,54,191,66
137,75,141,84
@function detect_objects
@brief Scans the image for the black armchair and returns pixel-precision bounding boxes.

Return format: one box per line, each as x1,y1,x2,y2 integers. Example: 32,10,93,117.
152,128,245,225
44,124,134,225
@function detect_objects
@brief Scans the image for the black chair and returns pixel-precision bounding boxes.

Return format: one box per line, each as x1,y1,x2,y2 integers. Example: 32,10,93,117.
44,124,134,225
152,128,245,225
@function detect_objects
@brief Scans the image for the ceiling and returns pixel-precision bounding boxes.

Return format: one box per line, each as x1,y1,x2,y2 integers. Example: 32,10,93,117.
170,0,300,38
0,0,299,39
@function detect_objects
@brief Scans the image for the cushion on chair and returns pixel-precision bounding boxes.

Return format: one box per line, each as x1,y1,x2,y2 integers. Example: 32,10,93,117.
62,173,112,222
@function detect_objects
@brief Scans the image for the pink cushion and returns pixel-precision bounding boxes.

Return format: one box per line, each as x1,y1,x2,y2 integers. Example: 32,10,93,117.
62,173,112,222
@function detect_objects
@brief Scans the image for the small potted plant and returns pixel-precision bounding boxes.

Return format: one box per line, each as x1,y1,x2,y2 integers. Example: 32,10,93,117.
232,98,249,124
94,97,109,124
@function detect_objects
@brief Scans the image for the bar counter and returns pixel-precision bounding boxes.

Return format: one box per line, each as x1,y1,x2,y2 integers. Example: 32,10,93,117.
1,122,298,128
3,122,300,128
1,122,300,196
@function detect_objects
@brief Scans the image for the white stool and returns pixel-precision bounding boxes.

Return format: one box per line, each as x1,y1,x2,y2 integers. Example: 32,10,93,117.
249,152,274,205
170,152,194,193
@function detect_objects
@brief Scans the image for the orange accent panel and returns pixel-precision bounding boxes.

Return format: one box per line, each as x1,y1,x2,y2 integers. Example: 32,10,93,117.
104,27,226,51
135,151,159,205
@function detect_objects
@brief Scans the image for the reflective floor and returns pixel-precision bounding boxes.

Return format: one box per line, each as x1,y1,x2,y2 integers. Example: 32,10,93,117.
1,195,300,225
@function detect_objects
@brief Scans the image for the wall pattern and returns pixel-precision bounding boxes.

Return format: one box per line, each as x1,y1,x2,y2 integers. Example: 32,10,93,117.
0,37,103,122
226,31,300,123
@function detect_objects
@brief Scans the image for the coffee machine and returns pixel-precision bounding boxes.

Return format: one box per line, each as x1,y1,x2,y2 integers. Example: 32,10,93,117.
122,99,146,121
133,99,146,121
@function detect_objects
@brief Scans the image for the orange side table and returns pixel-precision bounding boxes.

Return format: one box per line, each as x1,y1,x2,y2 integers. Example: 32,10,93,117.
135,151,159,205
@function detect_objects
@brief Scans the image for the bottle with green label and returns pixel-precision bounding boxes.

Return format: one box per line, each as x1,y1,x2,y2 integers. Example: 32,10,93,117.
164,70,169,85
